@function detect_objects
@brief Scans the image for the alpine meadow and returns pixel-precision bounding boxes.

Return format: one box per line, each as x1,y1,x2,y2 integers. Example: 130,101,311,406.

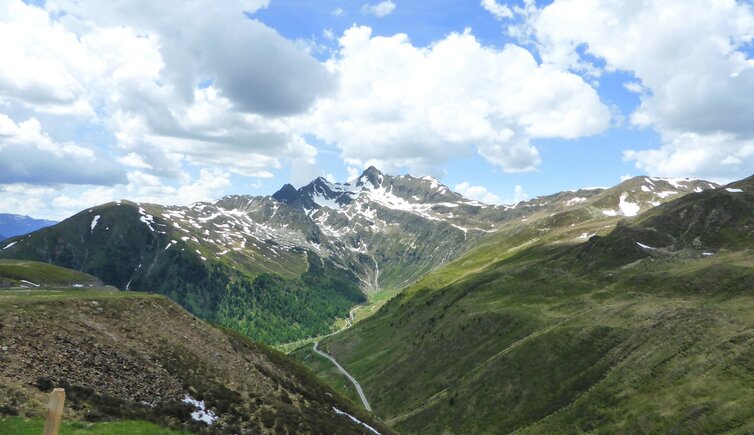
2,0,754,434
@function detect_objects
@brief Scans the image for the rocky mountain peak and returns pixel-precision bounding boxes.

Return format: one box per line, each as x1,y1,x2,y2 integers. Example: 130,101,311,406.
356,166,385,188
272,183,298,202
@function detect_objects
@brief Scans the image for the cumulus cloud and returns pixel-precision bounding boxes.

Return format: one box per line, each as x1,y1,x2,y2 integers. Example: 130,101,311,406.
0,113,125,185
46,0,333,117
125,168,232,205
362,1,396,18
480,0,513,20
307,26,610,175
455,182,528,205
0,0,331,183
515,0,754,179
512,184,528,203
52,186,115,210
454,182,502,204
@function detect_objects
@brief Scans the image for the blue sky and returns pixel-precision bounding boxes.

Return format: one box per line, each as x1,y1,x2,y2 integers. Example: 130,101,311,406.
1,0,753,218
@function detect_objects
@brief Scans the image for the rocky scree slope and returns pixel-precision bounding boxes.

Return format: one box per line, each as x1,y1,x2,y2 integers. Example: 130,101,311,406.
0,289,391,434
0,169,716,344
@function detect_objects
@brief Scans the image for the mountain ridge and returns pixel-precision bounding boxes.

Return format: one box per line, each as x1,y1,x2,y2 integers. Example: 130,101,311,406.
0,169,720,345
0,213,57,239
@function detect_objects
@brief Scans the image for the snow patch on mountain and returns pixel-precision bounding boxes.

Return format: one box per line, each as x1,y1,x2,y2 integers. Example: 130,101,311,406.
90,215,100,233
618,193,640,217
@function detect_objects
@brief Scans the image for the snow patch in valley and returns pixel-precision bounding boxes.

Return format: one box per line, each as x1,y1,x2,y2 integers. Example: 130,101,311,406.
2,241,17,250
20,279,40,287
332,407,380,435
182,395,217,425
636,242,656,250
726,188,744,193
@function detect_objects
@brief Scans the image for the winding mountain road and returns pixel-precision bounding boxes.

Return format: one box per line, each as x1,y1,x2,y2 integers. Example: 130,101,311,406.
313,341,372,411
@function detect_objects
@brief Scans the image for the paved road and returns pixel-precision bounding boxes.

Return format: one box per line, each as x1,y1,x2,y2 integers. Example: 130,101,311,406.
313,341,372,411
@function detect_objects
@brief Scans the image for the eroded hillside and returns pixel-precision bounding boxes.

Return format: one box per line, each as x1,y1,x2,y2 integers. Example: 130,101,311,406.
0,288,391,434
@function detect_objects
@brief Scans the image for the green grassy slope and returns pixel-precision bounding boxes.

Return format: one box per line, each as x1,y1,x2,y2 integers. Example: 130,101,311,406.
0,259,102,288
0,417,188,435
303,182,754,433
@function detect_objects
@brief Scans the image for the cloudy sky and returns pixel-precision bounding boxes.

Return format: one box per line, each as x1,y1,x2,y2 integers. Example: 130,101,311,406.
2,0,753,219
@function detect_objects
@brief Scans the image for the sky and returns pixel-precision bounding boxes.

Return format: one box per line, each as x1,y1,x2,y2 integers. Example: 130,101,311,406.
1,0,754,219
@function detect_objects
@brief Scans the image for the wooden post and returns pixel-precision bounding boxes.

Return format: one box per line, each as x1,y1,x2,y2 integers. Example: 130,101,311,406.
43,388,65,435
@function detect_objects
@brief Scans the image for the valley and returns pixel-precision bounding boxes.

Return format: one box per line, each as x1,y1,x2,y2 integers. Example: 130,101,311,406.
298,175,754,433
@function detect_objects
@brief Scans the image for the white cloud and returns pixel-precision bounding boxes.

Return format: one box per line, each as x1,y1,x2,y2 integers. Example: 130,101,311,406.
332,7,345,17
124,168,232,205
323,28,335,40
480,0,513,20
118,152,153,170
0,0,331,184
33,168,231,218
623,131,754,181
516,0,754,179
512,184,528,203
623,81,643,94
308,26,610,175
0,113,125,185
362,1,396,18
455,182,502,204
454,182,528,205
1,196,47,217
52,186,115,210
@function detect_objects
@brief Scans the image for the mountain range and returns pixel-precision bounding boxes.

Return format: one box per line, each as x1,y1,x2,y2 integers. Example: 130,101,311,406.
0,213,56,239
0,168,718,345
1,168,752,434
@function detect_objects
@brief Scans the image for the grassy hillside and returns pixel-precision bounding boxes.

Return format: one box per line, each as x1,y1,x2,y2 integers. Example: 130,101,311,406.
299,182,754,433
0,288,391,434
0,259,102,288
0,417,188,434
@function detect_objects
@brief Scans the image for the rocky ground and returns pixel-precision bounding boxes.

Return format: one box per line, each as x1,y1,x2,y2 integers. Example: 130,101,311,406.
0,290,390,434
